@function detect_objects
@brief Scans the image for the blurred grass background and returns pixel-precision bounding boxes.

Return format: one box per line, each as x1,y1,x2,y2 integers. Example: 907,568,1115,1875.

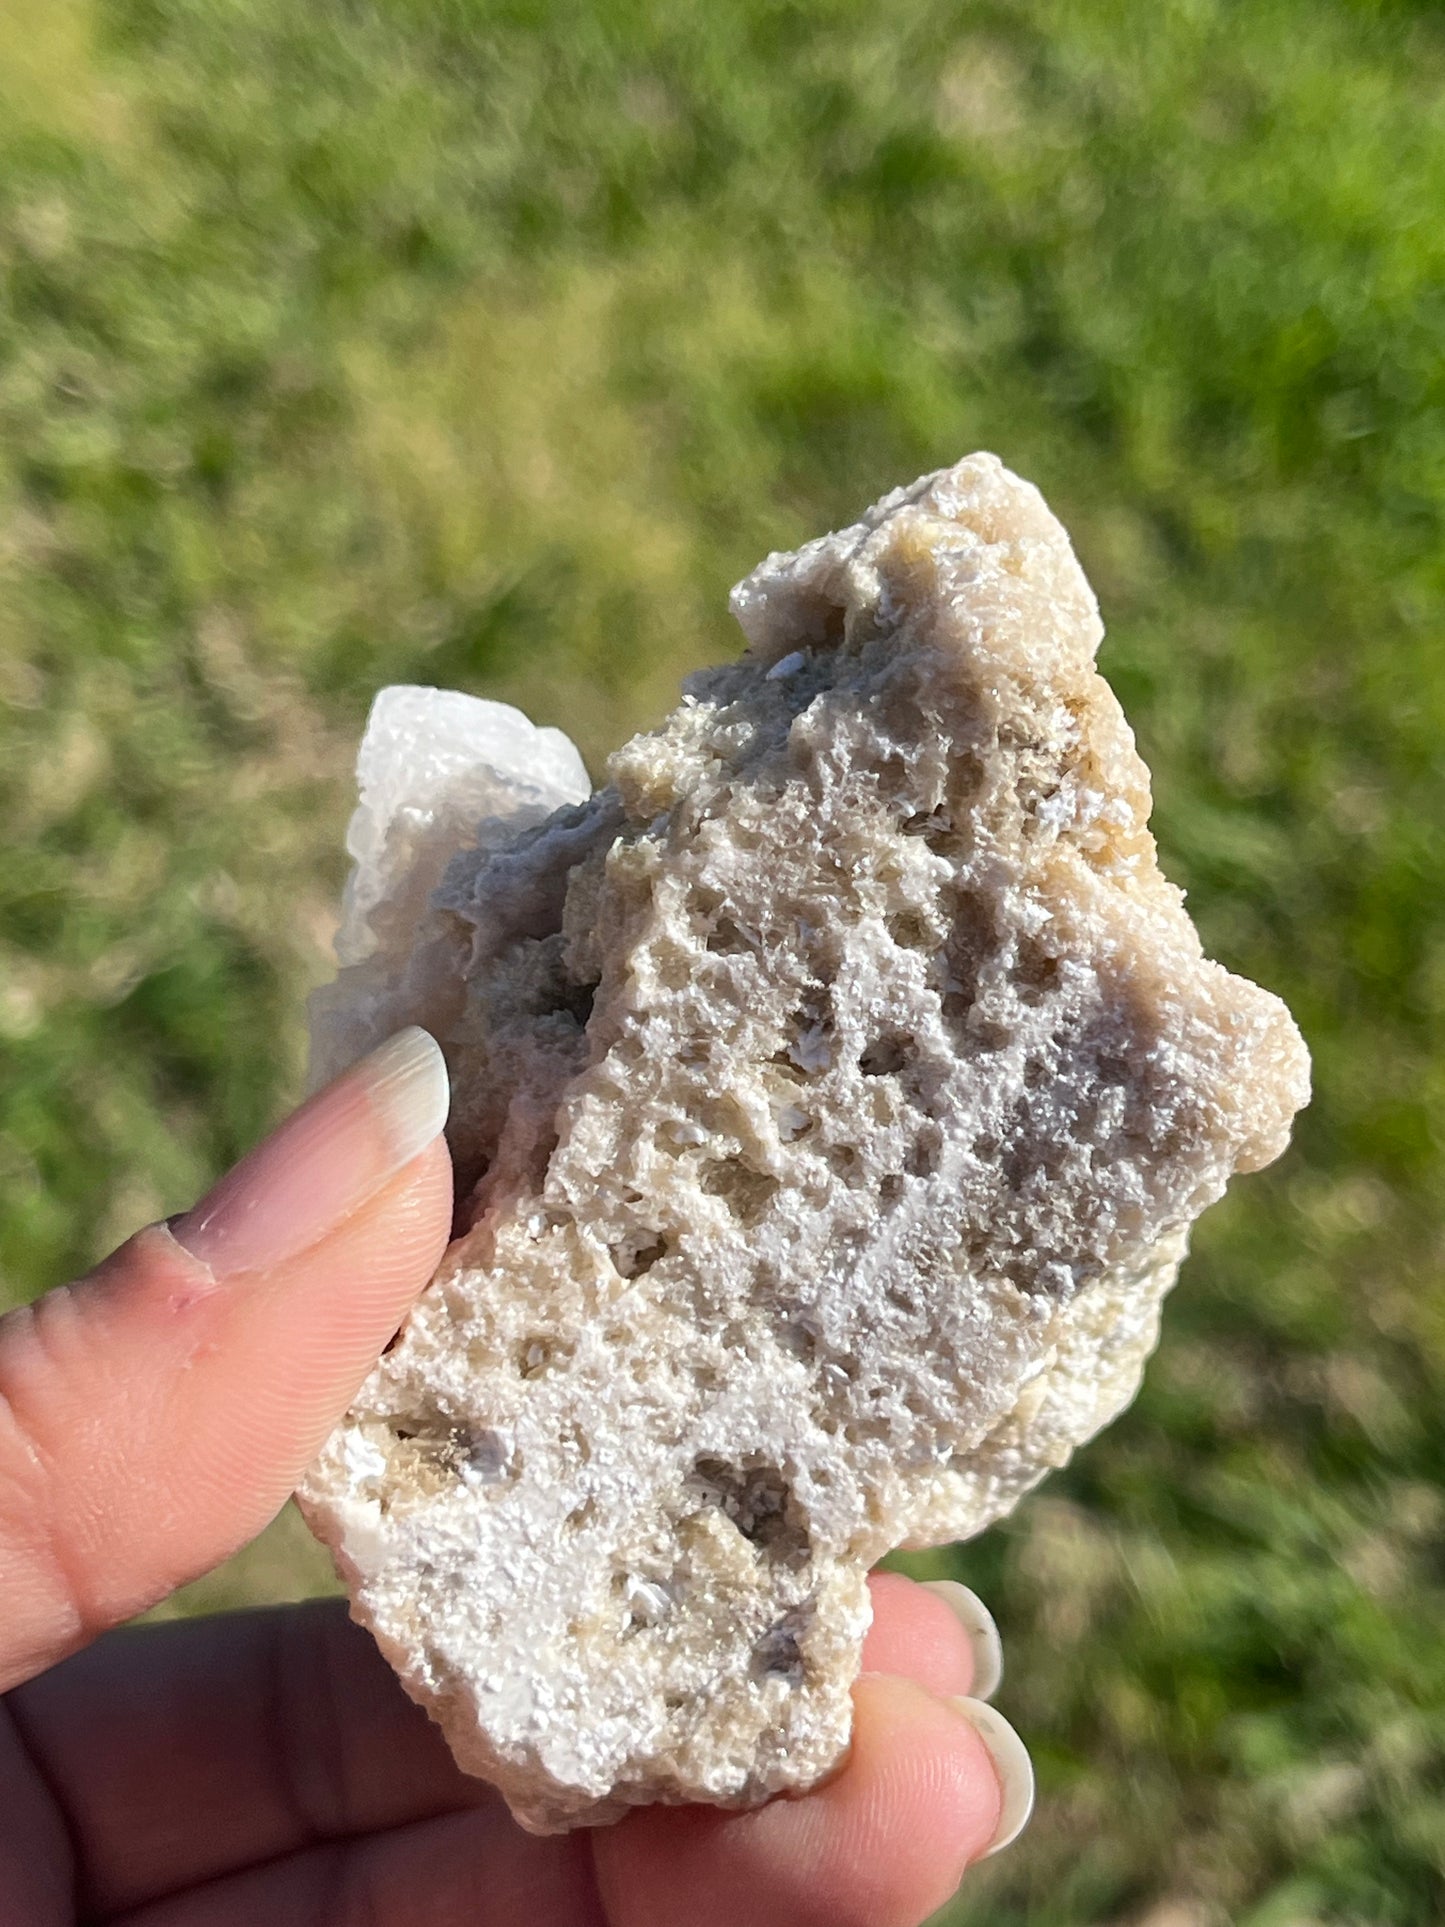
2,0,1443,1919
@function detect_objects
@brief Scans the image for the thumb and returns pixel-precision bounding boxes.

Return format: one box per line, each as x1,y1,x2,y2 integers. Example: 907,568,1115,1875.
0,1027,452,1692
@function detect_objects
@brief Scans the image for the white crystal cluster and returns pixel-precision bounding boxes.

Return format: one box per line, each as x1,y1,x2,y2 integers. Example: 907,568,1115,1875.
300,454,1310,1833
309,685,590,1091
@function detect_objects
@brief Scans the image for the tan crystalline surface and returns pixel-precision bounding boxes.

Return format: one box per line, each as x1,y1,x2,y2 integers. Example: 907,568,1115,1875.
299,454,1310,1833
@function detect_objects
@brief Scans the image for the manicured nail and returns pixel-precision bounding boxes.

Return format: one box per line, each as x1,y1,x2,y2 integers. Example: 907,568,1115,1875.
171,1028,449,1277
947,1697,1034,1857
922,1580,1003,1701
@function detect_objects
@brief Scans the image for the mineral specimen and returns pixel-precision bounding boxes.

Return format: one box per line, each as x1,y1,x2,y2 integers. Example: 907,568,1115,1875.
299,453,1310,1833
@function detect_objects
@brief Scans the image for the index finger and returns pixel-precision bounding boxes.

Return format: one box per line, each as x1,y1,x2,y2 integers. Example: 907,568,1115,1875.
594,1672,1024,1927
2,1574,1012,1921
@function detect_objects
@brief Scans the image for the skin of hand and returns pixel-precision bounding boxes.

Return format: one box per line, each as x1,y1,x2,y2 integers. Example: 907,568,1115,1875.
0,1027,1032,1927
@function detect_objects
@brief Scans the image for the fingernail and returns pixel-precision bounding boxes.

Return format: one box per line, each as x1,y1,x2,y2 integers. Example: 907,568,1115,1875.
947,1697,1034,1857
171,1027,449,1278
922,1580,1003,1701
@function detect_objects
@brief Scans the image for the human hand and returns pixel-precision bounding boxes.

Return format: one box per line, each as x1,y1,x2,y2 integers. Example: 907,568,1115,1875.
0,1027,1032,1927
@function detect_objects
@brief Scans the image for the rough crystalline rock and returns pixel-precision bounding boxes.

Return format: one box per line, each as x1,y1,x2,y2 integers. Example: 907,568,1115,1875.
299,454,1310,1833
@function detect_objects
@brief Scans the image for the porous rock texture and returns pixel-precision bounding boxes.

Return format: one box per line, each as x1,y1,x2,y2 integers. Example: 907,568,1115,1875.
299,454,1310,1833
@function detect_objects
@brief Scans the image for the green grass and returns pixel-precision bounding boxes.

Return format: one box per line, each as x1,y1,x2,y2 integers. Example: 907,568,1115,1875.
3,0,1445,1919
